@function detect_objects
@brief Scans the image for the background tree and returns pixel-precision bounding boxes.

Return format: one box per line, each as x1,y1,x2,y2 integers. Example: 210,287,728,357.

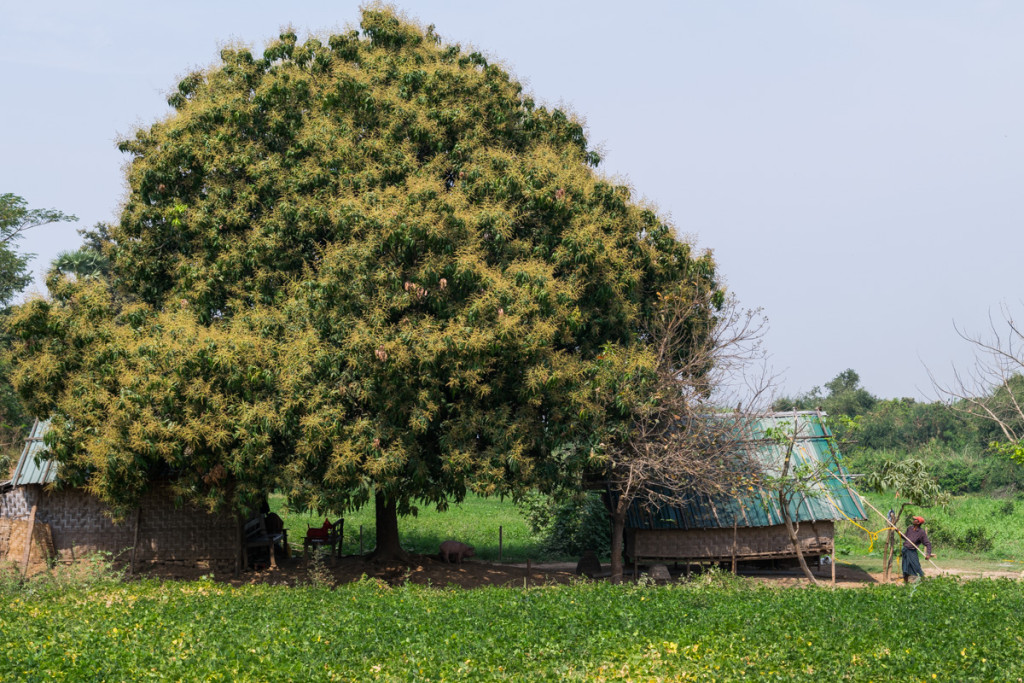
51,224,111,280
935,305,1024,465
8,9,721,560
774,368,876,419
0,193,76,475
0,193,77,307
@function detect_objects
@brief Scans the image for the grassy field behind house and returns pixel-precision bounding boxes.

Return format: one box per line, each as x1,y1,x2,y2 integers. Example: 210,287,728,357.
272,489,1024,569
270,493,547,562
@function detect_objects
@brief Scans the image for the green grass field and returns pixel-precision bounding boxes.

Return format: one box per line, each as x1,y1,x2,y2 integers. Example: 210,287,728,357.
2,573,1021,680
270,493,548,562
835,492,1024,565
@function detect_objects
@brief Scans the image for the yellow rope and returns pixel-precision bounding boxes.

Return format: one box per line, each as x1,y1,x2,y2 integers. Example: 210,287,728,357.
823,469,941,572
822,485,895,553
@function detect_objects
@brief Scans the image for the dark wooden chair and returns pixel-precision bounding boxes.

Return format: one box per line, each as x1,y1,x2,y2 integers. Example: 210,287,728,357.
243,515,286,570
303,518,343,561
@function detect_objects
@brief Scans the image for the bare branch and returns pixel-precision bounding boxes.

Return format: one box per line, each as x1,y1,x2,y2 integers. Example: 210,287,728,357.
932,303,1024,447
599,288,777,581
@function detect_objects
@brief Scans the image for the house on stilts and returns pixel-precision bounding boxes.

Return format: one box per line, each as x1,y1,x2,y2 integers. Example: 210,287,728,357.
622,411,867,569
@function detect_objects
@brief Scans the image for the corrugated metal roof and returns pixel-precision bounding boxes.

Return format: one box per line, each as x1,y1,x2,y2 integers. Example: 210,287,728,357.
625,411,867,530
10,419,57,487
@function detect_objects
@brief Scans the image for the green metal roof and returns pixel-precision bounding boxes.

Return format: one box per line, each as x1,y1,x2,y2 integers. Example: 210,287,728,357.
9,419,56,487
625,412,867,530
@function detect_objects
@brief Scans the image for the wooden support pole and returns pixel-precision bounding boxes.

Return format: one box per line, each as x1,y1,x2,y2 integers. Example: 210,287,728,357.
337,519,344,560
21,498,38,576
731,520,738,575
235,516,244,578
129,507,141,576
499,525,503,562
831,542,836,586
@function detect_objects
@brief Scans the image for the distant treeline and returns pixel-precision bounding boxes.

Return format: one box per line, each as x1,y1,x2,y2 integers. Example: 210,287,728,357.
773,369,1024,494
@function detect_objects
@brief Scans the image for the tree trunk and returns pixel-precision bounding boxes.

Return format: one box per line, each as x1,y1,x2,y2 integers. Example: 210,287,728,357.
780,491,818,585
369,491,408,562
884,505,906,581
777,422,817,585
883,530,894,583
609,504,627,585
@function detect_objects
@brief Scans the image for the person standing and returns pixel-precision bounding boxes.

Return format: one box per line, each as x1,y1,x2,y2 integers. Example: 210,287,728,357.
902,515,935,583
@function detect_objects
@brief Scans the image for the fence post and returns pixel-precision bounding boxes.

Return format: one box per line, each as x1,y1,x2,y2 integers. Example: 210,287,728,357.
359,525,364,555
831,542,837,586
499,525,503,562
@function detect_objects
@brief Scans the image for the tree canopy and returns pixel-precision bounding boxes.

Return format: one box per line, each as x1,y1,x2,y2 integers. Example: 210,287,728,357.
0,193,76,308
7,9,721,555
0,193,76,473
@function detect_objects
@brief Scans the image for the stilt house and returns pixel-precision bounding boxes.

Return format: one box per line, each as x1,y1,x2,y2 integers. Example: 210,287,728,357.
623,411,867,566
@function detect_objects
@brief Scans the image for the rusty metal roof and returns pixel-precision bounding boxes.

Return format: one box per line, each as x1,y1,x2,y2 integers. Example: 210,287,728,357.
625,411,867,530
9,419,56,487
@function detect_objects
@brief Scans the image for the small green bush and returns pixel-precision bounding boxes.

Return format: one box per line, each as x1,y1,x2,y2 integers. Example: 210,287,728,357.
928,520,996,554
0,550,125,598
519,491,611,558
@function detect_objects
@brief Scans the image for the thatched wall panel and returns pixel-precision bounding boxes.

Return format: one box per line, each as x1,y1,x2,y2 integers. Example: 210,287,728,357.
626,522,834,562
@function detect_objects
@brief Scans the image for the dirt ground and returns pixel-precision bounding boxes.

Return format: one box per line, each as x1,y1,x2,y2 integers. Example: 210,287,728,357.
125,553,1024,589
130,553,580,589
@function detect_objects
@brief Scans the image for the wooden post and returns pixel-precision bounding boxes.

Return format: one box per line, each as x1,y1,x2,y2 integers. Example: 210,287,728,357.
129,507,141,576
526,558,531,587
21,498,38,577
359,525,364,555
731,520,738,575
499,525,503,562
235,516,244,578
336,519,344,560
831,542,836,586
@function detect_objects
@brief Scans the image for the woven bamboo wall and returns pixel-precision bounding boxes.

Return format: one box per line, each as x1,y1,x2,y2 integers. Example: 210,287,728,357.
626,522,834,562
0,486,36,520
36,488,135,562
0,485,237,571
130,489,238,569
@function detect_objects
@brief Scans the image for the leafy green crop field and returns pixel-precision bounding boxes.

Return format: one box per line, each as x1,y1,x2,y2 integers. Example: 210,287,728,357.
2,575,1021,681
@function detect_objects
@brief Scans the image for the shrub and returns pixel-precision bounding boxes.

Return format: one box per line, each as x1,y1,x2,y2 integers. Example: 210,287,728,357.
0,550,124,598
519,491,611,558
928,521,995,554
305,548,336,589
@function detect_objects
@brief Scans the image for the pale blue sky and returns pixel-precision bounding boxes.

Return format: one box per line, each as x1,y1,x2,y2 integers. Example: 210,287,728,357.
2,1,1022,400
